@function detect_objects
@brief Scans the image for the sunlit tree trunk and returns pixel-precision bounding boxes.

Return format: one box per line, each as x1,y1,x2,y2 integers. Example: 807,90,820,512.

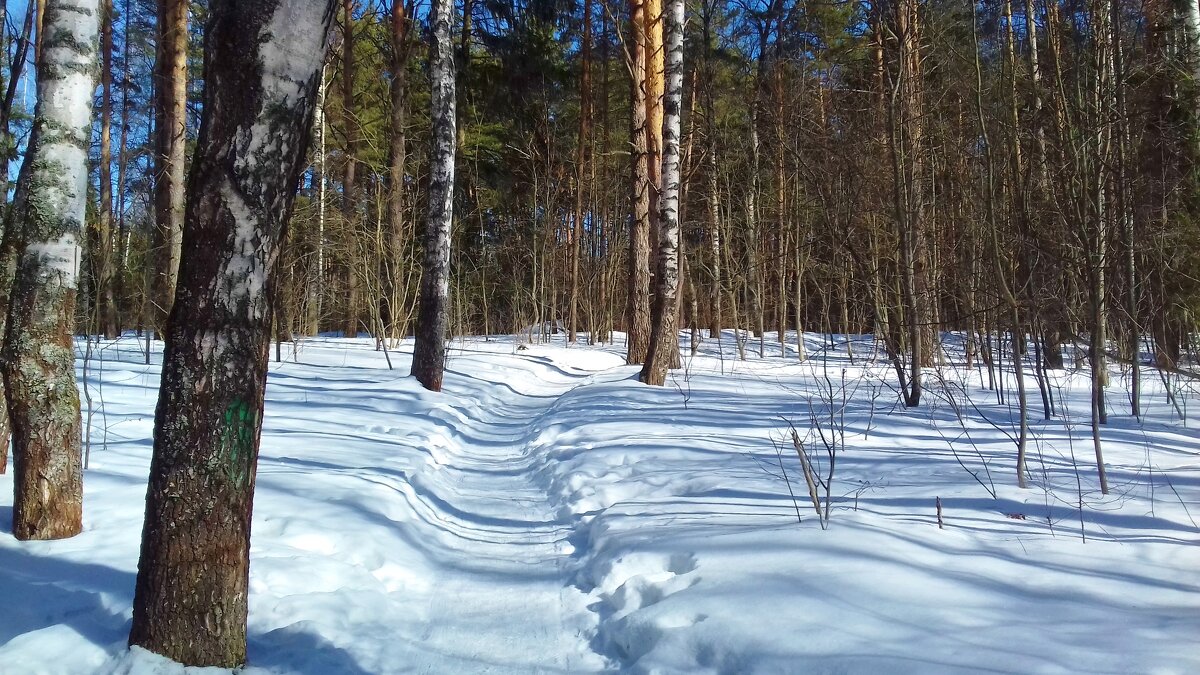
626,0,651,364
96,0,117,338
341,0,360,338
411,0,457,391
641,0,682,386
152,0,188,333
1,0,99,541
128,1,336,665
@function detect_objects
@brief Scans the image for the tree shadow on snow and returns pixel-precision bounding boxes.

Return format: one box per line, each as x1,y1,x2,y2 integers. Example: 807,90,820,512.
0,546,373,674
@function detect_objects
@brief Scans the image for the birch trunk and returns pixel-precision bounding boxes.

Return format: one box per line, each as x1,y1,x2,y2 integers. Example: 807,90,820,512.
1,0,99,540
640,0,682,386
128,1,336,665
411,0,456,391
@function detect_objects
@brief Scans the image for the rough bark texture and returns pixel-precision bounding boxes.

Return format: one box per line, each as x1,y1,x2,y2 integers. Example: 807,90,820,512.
152,0,188,332
1,0,98,540
626,0,651,364
128,1,336,666
96,0,117,337
640,0,682,386
410,0,456,392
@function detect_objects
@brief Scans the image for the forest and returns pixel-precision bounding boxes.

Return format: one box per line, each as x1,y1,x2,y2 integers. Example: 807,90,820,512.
0,0,1198,673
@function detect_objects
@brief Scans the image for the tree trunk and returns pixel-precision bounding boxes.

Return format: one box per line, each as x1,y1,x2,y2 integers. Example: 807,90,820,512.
640,0,682,386
626,0,651,364
96,0,117,338
411,0,457,391
128,1,336,666
1,0,100,541
0,0,34,477
152,0,188,334
569,0,592,344
341,0,360,338
387,0,411,342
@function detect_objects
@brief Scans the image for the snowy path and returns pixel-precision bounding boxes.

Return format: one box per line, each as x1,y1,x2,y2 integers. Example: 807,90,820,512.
247,343,624,673
2,334,1199,674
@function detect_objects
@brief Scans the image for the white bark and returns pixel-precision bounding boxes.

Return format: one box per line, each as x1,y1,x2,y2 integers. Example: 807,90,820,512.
639,0,683,386
21,0,99,287
216,1,332,321
411,0,457,390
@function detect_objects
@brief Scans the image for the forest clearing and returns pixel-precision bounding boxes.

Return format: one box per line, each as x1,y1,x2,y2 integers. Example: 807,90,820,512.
1,333,1197,673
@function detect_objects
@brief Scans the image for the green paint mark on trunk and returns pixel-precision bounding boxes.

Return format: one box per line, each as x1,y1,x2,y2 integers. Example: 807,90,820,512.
220,399,256,488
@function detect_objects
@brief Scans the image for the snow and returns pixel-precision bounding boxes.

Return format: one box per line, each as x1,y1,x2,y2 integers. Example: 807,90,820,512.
1,332,1198,674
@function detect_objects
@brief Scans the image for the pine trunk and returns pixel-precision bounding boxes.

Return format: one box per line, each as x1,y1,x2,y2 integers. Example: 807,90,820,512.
128,1,336,665
626,0,651,364
341,0,360,338
152,0,188,333
411,0,457,391
96,0,117,338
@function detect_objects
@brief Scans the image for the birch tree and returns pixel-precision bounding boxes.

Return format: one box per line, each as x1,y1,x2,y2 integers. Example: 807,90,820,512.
128,1,337,665
640,0,682,386
1,0,99,540
410,0,456,391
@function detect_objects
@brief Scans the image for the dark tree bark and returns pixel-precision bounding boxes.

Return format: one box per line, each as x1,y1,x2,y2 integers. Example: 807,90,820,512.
626,0,651,364
95,0,118,338
1,0,99,540
0,0,35,477
411,0,457,391
152,0,188,333
341,0,360,338
128,1,337,666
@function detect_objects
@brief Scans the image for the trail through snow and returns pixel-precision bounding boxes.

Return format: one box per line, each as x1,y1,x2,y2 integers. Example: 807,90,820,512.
248,343,624,673
1,333,1198,674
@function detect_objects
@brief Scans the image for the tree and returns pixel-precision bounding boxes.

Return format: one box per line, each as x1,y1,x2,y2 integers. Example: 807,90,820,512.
1,0,100,540
626,0,651,364
152,0,188,332
386,0,413,341
340,0,360,338
640,0,682,386
568,0,592,344
410,0,456,391
95,0,118,338
128,0,337,665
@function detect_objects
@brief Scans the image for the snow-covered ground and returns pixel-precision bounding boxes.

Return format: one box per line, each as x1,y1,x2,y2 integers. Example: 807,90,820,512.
1,332,1198,674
